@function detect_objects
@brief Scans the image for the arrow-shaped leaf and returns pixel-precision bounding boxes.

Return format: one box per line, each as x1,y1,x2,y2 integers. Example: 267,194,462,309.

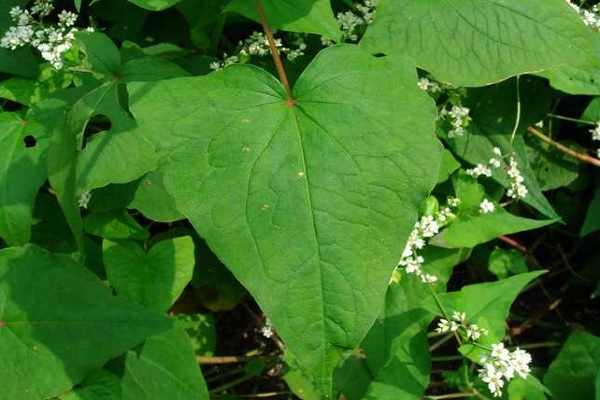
128,44,442,396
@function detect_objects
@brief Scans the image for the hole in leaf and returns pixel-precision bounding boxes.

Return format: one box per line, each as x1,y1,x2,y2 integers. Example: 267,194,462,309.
23,135,37,148
83,114,112,144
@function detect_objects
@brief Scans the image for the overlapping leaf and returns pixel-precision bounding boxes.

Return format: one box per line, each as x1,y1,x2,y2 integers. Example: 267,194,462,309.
226,0,340,39
121,329,210,399
128,45,442,396
0,245,173,400
0,113,47,246
103,236,195,313
361,0,597,86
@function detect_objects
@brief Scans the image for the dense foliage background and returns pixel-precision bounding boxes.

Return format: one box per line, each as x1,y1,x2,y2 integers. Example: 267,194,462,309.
1,0,600,399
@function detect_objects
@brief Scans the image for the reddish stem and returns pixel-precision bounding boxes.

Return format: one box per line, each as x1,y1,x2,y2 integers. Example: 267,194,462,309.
497,235,527,253
254,0,294,103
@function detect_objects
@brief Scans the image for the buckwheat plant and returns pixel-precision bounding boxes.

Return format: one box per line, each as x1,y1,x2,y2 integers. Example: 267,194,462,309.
1,0,81,69
436,311,532,398
210,31,306,71
466,147,528,199
397,197,460,283
322,0,378,44
417,76,472,138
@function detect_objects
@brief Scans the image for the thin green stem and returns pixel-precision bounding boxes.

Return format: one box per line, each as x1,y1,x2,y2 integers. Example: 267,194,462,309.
547,113,595,125
509,76,521,147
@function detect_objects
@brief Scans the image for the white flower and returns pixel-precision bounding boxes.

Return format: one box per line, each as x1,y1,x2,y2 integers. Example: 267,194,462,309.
491,343,510,361
479,199,495,214
451,311,467,324
260,318,275,338
481,365,504,397
466,163,492,178
590,122,600,141
78,191,92,209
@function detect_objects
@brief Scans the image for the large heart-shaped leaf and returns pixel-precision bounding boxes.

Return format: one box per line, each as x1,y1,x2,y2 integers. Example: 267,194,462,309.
361,0,597,86
0,244,173,400
128,44,442,396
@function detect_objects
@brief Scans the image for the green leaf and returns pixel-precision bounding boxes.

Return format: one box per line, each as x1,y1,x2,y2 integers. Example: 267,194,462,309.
129,44,442,397
437,149,461,184
75,83,158,194
0,244,173,400
103,236,195,313
0,113,48,246
538,34,600,95
361,0,598,86
429,173,554,248
77,32,121,78
447,78,560,219
121,329,210,400
432,209,553,249
83,210,149,240
59,370,121,400
544,331,600,400
506,375,550,400
0,77,37,105
487,247,528,279
126,0,183,12
120,56,191,82
225,0,340,39
428,271,545,343
129,170,185,222
359,247,464,399
525,135,580,191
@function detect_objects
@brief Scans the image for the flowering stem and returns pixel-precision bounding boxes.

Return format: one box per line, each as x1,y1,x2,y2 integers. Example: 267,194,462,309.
254,0,294,104
527,126,600,168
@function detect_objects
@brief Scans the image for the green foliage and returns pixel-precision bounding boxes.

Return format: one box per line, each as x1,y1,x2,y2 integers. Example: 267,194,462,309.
0,0,599,398
0,245,173,399
544,331,600,399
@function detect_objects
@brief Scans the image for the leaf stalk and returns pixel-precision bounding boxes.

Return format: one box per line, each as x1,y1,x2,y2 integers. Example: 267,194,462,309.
254,0,295,104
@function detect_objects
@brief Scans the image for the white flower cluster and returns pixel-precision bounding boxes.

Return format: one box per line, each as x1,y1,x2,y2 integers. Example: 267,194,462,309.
440,105,472,138
479,198,495,214
322,0,378,44
78,191,92,209
569,1,600,31
1,0,81,69
435,311,532,398
417,77,448,95
435,311,489,341
210,31,306,71
466,147,528,199
478,344,532,397
398,198,460,283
